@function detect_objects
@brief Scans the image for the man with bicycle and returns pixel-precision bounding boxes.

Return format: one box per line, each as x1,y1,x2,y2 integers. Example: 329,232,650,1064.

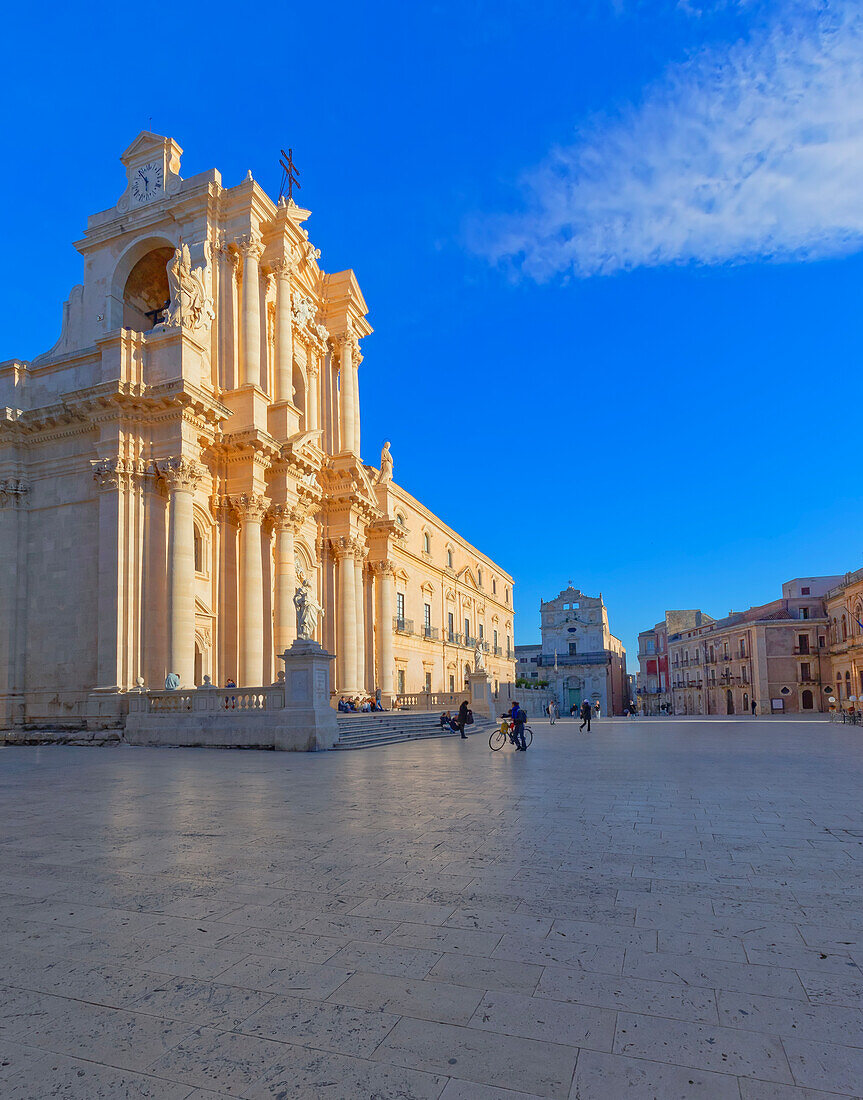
508,700,528,751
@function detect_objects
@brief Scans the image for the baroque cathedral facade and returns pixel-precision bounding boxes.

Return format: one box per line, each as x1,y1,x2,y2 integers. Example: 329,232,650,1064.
0,133,515,728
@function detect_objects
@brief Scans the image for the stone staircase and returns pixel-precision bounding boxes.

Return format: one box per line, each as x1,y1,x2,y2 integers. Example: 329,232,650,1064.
335,711,493,750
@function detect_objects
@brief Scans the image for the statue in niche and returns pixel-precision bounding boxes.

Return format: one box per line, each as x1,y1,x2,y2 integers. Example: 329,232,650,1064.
159,244,215,332
294,569,324,641
474,643,485,672
378,441,393,485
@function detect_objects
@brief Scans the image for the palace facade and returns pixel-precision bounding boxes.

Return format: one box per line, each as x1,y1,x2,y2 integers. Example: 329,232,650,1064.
0,132,515,728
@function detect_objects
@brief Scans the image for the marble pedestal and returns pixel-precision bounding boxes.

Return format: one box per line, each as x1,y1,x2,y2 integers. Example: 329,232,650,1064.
275,640,339,752
468,669,494,719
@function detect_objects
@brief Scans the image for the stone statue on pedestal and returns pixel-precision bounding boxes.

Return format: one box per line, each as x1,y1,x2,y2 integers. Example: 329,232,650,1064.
378,441,393,485
474,643,485,672
294,572,324,640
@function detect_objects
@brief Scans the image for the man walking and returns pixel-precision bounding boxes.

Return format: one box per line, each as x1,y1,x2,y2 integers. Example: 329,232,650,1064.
457,700,470,738
547,701,556,725
751,699,758,717
579,700,591,733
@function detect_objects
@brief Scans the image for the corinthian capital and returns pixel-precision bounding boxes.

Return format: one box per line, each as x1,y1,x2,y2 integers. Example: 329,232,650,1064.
91,458,121,492
238,232,264,262
370,558,396,578
0,477,30,508
271,256,294,281
157,456,205,494
329,534,366,561
231,492,271,523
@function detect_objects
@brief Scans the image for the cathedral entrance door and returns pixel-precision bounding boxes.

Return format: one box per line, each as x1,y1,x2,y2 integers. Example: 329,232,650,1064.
726,690,734,715
566,687,581,712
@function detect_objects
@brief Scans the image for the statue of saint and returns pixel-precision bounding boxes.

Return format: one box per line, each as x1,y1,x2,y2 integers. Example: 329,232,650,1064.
294,573,324,640
474,643,485,672
378,441,393,485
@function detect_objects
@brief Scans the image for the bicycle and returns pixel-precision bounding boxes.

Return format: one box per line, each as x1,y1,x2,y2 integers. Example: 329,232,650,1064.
489,720,534,751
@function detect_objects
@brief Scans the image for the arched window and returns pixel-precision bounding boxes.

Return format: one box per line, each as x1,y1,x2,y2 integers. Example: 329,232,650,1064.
855,605,863,635
504,586,510,605
447,547,453,569
396,512,406,528
121,246,174,331
842,615,847,640
423,531,430,554
477,567,483,587
492,577,497,595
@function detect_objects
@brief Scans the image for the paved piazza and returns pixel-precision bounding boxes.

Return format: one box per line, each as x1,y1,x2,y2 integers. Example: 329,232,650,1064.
1,718,862,1099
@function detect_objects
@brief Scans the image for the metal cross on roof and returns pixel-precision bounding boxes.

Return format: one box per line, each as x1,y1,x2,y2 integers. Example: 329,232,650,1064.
278,148,301,202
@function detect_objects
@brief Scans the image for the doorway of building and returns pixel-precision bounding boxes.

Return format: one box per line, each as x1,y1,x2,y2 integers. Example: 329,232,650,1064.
801,689,813,710
726,690,734,715
566,687,581,713
743,692,749,714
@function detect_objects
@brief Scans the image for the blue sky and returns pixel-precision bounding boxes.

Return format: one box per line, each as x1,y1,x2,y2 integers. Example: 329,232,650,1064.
3,0,862,658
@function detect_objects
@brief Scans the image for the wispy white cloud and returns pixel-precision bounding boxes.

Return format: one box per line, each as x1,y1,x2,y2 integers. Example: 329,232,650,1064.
473,1,863,279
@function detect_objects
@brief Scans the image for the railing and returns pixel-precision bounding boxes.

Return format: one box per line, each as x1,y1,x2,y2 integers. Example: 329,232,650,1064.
393,617,414,635
493,646,503,657
464,635,477,648
506,649,515,659
447,631,464,646
793,646,811,655
537,652,610,667
132,685,284,715
423,626,440,640
393,691,468,711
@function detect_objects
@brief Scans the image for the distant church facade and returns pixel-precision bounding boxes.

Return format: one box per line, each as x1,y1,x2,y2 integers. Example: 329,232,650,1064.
515,585,628,715
0,133,515,728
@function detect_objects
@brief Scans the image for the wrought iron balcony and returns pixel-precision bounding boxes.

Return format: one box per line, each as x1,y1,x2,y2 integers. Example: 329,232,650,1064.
423,626,439,641
393,617,414,635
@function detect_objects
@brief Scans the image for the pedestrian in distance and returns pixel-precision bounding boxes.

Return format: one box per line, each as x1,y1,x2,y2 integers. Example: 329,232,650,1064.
579,700,591,733
457,700,470,739
570,704,576,718
547,701,556,725
751,699,758,716
593,700,600,721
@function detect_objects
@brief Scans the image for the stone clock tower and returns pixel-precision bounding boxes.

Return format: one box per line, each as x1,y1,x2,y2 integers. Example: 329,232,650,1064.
117,131,183,211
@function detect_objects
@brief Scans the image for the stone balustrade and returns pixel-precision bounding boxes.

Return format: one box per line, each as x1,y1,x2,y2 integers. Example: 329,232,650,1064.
129,686,285,715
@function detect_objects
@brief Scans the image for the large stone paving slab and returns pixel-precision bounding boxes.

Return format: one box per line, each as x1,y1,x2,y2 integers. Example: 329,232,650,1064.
1,715,862,1098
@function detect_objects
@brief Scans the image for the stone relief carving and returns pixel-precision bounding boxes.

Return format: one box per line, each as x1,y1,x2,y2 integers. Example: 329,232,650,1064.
292,293,317,330
158,244,215,332
157,457,204,494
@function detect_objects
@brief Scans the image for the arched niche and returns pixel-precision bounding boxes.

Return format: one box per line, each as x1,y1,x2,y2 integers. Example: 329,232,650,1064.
109,235,177,330
292,363,306,429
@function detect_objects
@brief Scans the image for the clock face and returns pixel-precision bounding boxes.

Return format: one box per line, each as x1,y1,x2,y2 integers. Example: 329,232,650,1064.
131,161,164,203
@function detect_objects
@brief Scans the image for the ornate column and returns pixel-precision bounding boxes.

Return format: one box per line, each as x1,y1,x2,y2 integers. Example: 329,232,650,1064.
333,538,358,692
354,548,367,691
373,559,396,700
273,258,293,402
339,330,356,453
233,493,270,687
272,505,297,655
239,233,263,388
157,457,203,688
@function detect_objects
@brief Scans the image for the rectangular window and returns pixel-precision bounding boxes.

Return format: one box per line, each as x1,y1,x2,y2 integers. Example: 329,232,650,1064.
397,669,405,694
424,603,431,631
798,635,810,654
819,635,826,648
425,671,432,692
464,617,470,640
494,629,499,649
568,642,577,656
739,637,746,657
449,674,455,692
448,611,454,640
800,607,810,620
479,624,484,640
396,593,405,625
506,634,511,654
801,586,810,595
801,662,811,681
